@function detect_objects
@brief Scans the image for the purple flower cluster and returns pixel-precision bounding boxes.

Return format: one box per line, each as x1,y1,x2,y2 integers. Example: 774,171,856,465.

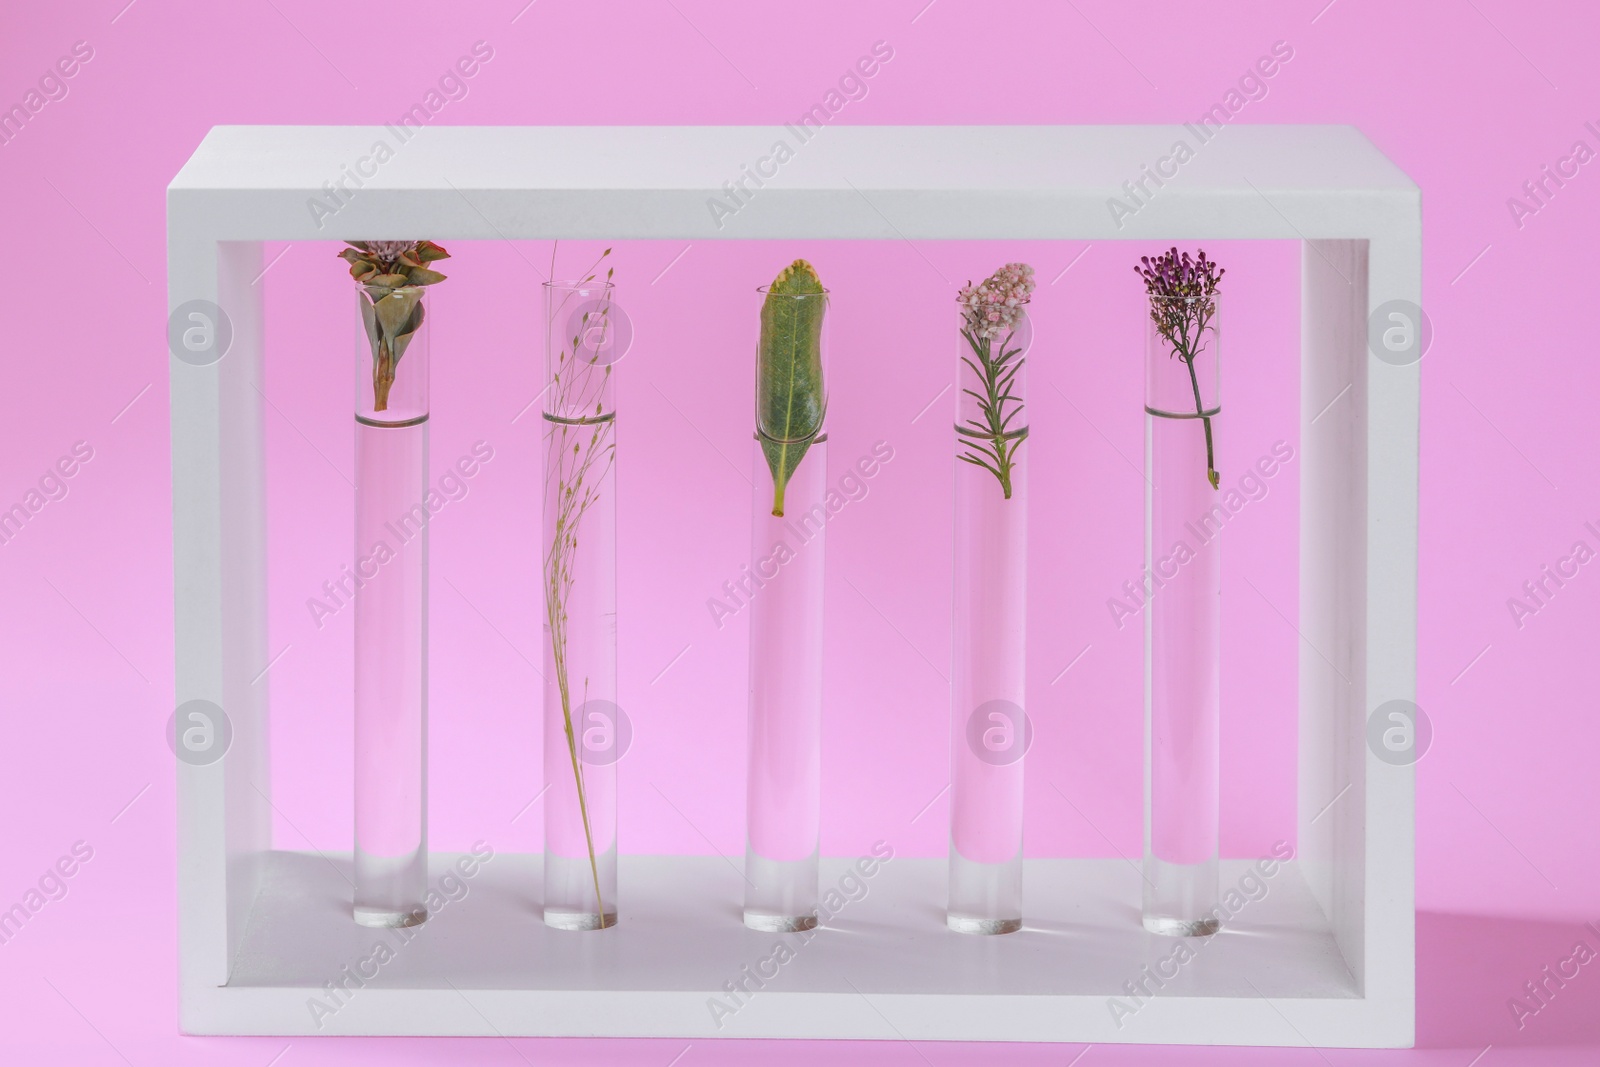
1135,247,1223,358
959,262,1036,339
1136,247,1225,490
1135,246,1224,304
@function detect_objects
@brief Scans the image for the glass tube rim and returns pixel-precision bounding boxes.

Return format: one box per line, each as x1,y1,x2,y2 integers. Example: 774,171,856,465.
543,278,617,295
955,294,1032,306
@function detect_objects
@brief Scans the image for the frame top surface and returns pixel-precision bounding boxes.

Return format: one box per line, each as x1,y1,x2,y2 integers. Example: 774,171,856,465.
167,125,1417,241
171,124,1414,194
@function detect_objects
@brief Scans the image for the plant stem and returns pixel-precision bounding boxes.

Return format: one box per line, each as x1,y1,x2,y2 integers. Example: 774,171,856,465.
373,343,393,412
549,603,603,919
546,418,608,922
542,259,615,923
546,469,606,922
1181,349,1218,491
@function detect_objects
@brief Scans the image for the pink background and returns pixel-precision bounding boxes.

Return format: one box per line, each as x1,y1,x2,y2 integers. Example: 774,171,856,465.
2,0,1597,1062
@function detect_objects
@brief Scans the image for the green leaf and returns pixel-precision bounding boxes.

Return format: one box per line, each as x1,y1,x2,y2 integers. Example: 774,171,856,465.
340,248,379,282
413,241,450,263
957,451,1004,480
373,285,424,342
757,260,826,516
388,299,426,367
405,266,447,286
358,292,382,364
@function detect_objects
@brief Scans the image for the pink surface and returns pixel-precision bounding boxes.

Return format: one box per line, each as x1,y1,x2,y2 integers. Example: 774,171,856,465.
1,0,1597,1061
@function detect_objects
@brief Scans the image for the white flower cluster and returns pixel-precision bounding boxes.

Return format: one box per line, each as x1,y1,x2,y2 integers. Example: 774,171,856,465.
958,262,1036,339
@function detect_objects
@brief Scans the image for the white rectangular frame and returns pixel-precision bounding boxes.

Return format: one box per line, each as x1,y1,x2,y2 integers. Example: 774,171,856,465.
169,125,1417,1046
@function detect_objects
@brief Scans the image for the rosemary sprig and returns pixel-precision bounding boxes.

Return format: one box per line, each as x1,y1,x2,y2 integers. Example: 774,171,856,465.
955,263,1035,499
956,326,1027,499
543,246,615,924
